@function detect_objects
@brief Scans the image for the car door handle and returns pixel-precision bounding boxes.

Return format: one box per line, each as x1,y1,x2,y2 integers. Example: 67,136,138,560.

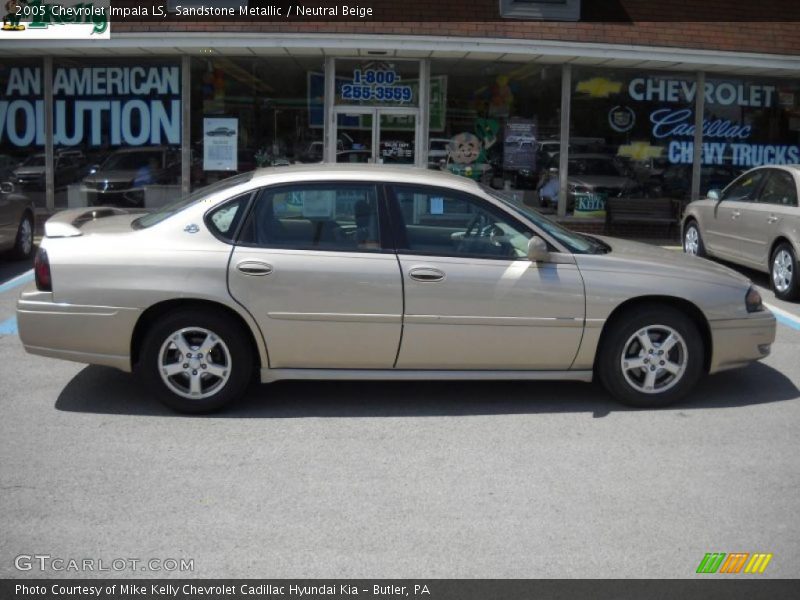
408,267,445,282
767,215,779,224
236,260,273,276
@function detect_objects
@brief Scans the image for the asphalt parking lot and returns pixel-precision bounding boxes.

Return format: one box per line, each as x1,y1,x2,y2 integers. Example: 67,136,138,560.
1,248,799,579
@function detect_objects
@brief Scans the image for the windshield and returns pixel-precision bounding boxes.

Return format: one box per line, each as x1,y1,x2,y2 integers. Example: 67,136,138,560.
22,155,46,167
101,151,165,171
132,172,254,229
480,185,608,255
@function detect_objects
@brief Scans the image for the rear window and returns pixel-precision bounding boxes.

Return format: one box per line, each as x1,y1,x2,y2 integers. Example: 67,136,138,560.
132,172,254,229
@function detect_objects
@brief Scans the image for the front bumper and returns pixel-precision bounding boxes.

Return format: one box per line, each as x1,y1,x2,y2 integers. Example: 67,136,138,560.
708,311,776,374
17,286,141,372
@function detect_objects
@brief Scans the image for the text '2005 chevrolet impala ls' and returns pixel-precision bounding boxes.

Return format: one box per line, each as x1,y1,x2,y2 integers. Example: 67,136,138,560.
17,165,775,413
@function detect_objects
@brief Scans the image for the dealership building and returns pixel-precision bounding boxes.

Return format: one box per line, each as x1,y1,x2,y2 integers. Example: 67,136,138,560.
1,0,799,233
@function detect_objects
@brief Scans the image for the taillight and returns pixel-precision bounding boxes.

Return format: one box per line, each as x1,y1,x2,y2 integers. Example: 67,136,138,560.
34,247,52,291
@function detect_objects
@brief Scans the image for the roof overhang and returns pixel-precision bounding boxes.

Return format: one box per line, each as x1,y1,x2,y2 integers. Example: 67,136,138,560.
3,32,800,77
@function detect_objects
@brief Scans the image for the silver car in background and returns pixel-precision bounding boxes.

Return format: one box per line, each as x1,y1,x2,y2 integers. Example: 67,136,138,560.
0,181,35,260
683,165,800,301
18,165,774,413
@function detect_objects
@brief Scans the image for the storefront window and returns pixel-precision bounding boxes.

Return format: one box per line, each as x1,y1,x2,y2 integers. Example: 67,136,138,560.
429,58,561,205
0,59,44,209
699,75,800,197
52,58,182,209
568,67,695,218
191,55,324,188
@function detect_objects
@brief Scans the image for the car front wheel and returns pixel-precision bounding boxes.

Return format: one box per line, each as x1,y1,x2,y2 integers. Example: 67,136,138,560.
140,309,254,413
683,221,705,257
12,213,34,260
598,305,704,408
771,243,799,301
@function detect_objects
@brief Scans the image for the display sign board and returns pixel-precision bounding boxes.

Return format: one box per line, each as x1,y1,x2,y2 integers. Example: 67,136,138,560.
203,117,238,171
503,118,537,171
308,72,447,131
573,192,607,218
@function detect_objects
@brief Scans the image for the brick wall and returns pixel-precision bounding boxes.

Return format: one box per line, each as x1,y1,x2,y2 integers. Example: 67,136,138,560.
110,1,800,56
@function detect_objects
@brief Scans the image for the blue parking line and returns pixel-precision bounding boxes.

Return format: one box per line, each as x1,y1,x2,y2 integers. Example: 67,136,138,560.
0,317,17,336
764,302,800,332
772,312,800,332
0,270,34,294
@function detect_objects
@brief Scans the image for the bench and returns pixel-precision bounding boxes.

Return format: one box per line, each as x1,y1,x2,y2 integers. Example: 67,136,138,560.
605,197,680,234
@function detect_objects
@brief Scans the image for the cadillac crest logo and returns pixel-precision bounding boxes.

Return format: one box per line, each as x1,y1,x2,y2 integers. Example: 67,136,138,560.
608,105,636,133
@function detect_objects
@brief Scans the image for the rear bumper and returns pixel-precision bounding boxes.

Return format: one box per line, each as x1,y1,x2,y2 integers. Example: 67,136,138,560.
16,286,140,372
708,311,776,373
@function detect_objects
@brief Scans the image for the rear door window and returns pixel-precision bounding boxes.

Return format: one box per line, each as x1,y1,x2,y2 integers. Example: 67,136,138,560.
238,183,383,252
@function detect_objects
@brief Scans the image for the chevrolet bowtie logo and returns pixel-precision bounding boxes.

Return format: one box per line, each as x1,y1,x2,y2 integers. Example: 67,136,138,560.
575,77,623,98
618,142,663,161
696,552,773,574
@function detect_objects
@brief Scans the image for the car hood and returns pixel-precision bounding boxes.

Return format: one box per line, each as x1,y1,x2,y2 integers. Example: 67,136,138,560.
14,166,45,176
84,170,138,184
569,175,633,189
576,235,751,289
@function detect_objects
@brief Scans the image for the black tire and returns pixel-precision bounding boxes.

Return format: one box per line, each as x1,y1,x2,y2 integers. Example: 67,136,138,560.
11,212,34,260
139,308,254,413
770,242,800,301
683,220,706,258
598,305,705,408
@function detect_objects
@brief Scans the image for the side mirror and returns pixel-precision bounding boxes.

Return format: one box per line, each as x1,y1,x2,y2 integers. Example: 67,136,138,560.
0,181,14,193
707,189,721,201
527,236,550,262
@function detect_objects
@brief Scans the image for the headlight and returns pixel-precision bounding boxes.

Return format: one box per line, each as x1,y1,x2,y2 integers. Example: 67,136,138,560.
745,286,764,313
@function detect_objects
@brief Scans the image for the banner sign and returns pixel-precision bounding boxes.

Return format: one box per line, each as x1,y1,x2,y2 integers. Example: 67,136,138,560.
577,74,800,168
0,64,181,148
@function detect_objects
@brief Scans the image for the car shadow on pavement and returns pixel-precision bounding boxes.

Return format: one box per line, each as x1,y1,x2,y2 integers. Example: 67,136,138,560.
55,361,798,418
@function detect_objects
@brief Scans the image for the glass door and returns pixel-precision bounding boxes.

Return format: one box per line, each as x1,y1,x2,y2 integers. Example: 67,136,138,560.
377,110,417,165
333,107,419,165
334,110,375,164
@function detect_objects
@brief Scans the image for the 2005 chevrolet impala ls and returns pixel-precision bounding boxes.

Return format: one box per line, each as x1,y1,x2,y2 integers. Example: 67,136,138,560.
17,165,775,413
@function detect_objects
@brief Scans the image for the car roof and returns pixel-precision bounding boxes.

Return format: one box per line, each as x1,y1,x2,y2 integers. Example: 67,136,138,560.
248,164,482,191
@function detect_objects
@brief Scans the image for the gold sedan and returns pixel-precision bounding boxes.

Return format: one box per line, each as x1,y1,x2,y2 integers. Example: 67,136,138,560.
18,165,775,413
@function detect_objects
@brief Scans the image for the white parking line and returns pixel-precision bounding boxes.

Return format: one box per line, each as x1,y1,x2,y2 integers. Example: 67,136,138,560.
764,302,800,332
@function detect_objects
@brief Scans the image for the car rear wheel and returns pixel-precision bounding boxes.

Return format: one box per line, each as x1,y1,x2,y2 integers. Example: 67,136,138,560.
140,309,254,413
770,243,799,301
683,221,706,258
598,305,704,408
12,213,34,260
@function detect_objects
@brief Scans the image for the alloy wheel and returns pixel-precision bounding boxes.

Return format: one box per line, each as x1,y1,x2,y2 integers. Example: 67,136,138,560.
684,226,699,255
620,325,688,394
19,218,33,256
772,249,794,293
158,327,232,400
